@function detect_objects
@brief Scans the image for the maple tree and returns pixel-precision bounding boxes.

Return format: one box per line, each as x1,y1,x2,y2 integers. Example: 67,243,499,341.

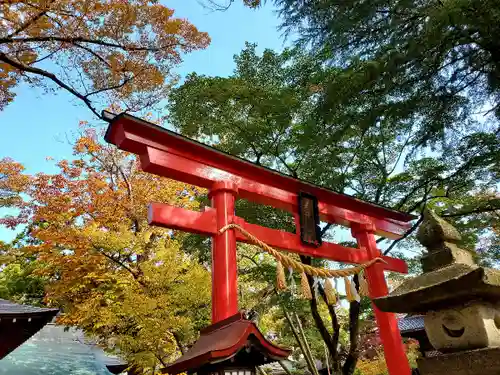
0,124,211,373
0,0,210,116
0,158,29,207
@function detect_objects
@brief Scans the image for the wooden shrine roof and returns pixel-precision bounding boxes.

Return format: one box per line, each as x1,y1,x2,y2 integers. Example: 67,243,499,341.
0,323,127,374
0,299,58,316
163,313,290,374
0,299,59,359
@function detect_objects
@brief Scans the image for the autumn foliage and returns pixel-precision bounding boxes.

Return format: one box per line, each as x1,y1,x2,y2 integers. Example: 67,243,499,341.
0,0,210,115
0,125,211,372
0,158,29,207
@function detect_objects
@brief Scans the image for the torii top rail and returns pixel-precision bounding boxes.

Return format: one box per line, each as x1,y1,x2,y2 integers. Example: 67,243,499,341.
103,111,416,375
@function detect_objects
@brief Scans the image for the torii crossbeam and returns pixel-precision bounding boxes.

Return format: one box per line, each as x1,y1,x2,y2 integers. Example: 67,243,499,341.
103,111,416,375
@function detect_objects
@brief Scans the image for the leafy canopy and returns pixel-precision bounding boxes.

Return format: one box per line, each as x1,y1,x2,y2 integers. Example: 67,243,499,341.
169,43,499,257
0,0,210,117
240,0,500,126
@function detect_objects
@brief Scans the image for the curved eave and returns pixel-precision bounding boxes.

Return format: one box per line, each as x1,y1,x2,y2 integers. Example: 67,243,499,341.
106,364,129,374
0,309,59,319
0,309,59,359
163,314,290,374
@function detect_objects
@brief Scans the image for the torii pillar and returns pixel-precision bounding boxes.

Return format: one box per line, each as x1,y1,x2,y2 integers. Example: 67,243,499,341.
103,111,416,375
210,181,239,321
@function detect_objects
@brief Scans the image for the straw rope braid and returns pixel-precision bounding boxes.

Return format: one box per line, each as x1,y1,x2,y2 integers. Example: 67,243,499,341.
219,223,386,279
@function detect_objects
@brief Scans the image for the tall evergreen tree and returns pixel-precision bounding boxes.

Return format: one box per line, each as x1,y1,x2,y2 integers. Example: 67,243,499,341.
168,44,499,374
169,43,499,257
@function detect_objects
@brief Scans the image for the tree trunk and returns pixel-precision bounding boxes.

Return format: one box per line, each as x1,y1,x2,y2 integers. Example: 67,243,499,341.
295,312,320,375
299,256,363,375
283,308,319,375
341,275,361,375
318,283,341,369
173,332,186,355
300,257,337,352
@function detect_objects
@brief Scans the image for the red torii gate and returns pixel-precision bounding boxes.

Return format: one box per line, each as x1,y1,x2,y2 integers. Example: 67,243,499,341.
103,111,416,375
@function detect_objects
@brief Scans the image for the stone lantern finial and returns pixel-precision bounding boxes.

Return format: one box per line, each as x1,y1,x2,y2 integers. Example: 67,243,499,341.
416,209,475,272
416,208,462,249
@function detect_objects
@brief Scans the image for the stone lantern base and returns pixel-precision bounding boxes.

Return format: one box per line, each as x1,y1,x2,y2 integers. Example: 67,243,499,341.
417,347,500,375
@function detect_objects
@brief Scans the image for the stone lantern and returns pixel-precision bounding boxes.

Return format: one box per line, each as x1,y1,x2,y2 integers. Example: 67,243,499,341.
162,313,291,375
373,209,500,375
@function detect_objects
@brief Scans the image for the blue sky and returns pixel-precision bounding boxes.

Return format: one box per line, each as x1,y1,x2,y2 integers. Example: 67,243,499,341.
0,1,287,242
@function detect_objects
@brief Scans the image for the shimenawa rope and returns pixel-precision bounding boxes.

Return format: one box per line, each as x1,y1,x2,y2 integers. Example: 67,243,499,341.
219,223,383,303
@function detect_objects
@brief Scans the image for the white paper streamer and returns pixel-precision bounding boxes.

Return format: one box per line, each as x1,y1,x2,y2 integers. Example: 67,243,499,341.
350,277,361,302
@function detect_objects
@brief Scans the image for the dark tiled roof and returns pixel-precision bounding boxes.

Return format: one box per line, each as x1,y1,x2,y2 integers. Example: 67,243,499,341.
0,324,124,374
0,299,59,315
0,300,59,360
398,315,425,333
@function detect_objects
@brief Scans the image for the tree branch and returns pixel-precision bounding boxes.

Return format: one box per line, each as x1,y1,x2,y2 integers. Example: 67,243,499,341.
282,308,319,375
0,51,101,118
1,36,187,51
8,1,54,38
294,312,320,375
73,42,112,68
172,332,186,355
300,255,338,362
32,47,61,64
276,154,298,178
240,253,260,268
441,206,500,217
320,223,332,237
317,283,341,368
279,361,293,375
84,77,132,99
92,245,145,286
383,214,424,255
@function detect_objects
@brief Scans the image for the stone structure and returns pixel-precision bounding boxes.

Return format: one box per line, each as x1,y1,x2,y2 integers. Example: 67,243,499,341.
373,209,500,375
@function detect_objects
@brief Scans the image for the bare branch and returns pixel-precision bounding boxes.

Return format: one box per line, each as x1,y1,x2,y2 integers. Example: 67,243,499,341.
317,283,341,366
32,47,61,63
320,223,333,237
0,51,101,118
388,130,414,176
276,154,298,178
1,36,188,51
84,77,131,98
73,42,112,68
294,312,320,375
8,1,54,37
383,214,424,255
282,308,319,375
441,206,500,217
342,275,361,375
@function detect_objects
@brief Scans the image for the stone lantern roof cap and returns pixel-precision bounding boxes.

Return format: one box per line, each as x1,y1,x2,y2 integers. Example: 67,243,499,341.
374,260,500,313
374,209,500,313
